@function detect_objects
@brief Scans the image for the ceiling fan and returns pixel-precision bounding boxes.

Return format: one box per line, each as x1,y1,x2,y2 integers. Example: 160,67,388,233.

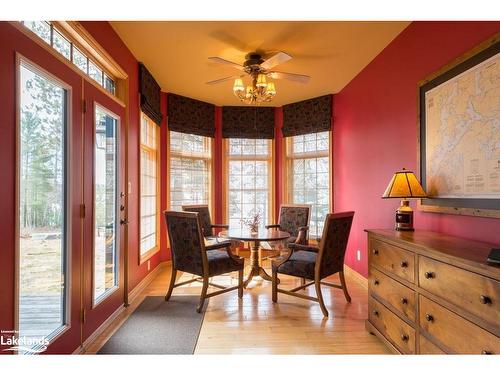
206,51,310,104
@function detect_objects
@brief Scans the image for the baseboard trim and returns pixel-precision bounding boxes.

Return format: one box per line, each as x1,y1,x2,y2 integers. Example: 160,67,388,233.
344,265,368,289
75,303,126,354
72,261,170,354
128,261,170,304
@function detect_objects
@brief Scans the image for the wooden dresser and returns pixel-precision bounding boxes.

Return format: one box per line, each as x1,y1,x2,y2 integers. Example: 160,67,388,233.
365,229,500,354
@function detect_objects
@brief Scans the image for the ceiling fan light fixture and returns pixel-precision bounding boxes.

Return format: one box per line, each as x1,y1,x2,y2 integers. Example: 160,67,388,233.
256,73,267,88
233,78,244,93
266,81,276,96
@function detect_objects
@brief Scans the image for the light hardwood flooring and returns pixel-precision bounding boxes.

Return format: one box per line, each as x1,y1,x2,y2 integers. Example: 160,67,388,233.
85,256,390,354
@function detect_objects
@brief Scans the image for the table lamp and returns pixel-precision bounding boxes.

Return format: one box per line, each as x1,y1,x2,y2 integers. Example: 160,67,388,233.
382,168,427,231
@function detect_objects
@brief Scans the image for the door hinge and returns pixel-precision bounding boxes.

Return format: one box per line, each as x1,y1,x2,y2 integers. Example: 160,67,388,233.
82,99,87,113
80,204,86,218
81,309,87,324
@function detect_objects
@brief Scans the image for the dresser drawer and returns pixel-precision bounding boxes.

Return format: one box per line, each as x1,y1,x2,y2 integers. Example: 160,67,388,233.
369,296,416,354
418,256,500,327
419,295,500,354
419,335,445,354
369,267,416,322
370,239,415,283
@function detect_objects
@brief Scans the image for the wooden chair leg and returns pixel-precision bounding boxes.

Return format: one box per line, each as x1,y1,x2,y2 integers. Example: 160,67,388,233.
315,279,329,317
301,277,306,286
272,269,278,303
238,269,243,299
165,268,177,301
339,271,352,303
197,277,209,313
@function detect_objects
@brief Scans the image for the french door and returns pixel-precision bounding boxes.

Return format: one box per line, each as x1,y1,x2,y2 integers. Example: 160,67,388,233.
81,81,126,341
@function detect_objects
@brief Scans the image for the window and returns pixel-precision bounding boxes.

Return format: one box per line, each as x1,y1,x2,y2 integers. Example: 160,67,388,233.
286,131,331,238
140,114,159,260
169,131,211,211
226,138,273,230
21,21,116,95
93,106,119,304
18,61,68,343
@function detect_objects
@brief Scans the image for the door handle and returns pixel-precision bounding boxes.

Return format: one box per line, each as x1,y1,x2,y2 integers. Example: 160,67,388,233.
120,219,129,225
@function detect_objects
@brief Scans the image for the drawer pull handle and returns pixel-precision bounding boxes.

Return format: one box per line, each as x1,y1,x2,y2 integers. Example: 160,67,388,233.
401,334,409,342
424,271,435,279
481,350,492,355
372,249,379,255
374,280,380,286
425,314,434,322
400,297,408,305
400,261,408,268
372,310,379,317
480,295,492,305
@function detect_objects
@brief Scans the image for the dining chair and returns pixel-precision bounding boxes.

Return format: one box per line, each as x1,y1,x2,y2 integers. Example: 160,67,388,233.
164,211,244,313
265,204,311,245
271,211,354,317
182,204,228,240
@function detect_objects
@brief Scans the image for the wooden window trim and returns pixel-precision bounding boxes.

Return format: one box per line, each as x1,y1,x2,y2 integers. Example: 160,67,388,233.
284,131,333,239
10,21,127,107
167,131,214,216
222,138,275,226
139,113,160,264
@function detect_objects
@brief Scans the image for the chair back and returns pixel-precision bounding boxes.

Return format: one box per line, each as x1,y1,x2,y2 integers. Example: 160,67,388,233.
315,211,354,279
164,211,208,276
182,204,213,237
278,204,311,239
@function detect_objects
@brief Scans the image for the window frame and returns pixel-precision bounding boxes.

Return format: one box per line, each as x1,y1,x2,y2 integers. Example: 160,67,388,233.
222,138,275,228
284,131,333,240
139,113,161,264
15,55,72,346
166,130,214,216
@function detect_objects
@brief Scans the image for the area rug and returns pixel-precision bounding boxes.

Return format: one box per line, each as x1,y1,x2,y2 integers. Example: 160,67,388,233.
98,296,206,354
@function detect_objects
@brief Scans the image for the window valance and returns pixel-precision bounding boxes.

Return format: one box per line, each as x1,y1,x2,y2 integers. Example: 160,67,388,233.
222,106,275,139
167,93,215,137
139,63,163,126
282,94,333,137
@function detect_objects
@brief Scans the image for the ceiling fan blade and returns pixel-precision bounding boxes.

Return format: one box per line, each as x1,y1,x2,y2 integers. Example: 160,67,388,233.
208,56,244,71
269,71,310,83
260,51,292,70
206,75,243,85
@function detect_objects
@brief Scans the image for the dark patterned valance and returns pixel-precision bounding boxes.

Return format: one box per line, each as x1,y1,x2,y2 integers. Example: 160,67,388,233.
167,93,215,137
282,94,333,137
139,63,163,125
222,106,275,139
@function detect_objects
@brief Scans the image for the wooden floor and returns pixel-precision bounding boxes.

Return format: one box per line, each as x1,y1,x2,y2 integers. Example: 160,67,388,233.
85,258,390,354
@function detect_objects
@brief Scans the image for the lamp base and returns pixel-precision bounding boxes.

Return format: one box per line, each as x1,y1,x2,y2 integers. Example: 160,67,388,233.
395,199,414,231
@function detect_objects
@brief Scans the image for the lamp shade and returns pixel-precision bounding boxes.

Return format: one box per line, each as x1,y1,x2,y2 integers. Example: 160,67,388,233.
382,168,427,198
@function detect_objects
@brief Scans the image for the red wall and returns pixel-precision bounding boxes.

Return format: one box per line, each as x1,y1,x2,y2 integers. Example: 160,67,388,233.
333,21,500,277
80,22,165,289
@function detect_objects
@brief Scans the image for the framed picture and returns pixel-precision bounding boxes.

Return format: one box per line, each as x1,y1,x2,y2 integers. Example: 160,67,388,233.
418,33,500,218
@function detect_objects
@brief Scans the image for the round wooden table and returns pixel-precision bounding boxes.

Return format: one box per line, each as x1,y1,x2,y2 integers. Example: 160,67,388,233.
219,227,290,287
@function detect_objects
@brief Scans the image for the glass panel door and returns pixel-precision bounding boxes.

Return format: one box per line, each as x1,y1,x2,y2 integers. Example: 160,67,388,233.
93,105,119,304
18,61,68,352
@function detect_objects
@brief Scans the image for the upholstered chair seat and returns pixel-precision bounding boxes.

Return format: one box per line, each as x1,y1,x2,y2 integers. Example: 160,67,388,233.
164,211,244,313
271,211,355,317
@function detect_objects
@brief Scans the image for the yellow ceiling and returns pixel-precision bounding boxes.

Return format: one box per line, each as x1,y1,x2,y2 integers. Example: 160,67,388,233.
110,21,410,106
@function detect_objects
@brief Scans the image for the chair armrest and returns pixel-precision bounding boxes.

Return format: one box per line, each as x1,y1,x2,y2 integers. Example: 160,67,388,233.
265,224,280,229
295,226,309,244
271,246,295,268
205,241,232,251
288,243,319,253
211,224,229,229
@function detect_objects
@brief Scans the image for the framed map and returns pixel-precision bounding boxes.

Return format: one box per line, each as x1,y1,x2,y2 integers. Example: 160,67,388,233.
419,34,500,217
